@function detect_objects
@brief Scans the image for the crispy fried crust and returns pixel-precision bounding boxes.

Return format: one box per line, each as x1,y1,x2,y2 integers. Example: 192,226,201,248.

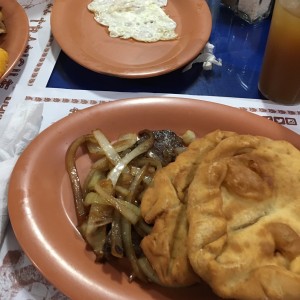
140,130,236,286
141,130,300,299
0,9,6,34
187,133,300,300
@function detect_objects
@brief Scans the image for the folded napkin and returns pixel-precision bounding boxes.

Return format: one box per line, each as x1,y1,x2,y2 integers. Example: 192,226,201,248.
0,101,43,245
183,42,222,72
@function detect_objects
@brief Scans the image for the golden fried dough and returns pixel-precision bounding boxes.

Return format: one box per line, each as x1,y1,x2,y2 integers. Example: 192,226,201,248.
0,48,8,77
0,9,6,34
140,130,236,286
187,133,300,300
0,8,8,77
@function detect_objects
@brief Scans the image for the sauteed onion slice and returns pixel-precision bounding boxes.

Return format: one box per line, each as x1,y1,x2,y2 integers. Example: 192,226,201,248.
66,129,194,282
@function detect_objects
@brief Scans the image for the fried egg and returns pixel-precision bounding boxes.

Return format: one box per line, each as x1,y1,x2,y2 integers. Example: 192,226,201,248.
88,0,177,42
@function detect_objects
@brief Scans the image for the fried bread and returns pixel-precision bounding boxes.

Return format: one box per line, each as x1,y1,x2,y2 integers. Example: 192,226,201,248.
141,130,300,299
140,130,236,286
187,133,300,299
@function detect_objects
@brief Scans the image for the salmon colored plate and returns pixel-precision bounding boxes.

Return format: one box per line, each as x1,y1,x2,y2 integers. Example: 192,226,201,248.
8,97,300,300
51,0,212,78
0,0,28,82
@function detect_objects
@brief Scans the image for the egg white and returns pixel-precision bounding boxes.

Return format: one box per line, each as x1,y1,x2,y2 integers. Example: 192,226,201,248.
88,0,177,42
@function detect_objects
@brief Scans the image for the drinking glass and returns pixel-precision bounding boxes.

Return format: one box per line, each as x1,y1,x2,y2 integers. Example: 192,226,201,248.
258,0,300,104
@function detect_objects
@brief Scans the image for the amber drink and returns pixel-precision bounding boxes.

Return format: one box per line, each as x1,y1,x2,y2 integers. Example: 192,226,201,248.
258,0,300,104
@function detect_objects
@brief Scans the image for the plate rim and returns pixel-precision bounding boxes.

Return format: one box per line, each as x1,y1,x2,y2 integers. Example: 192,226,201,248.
0,0,29,82
8,97,300,299
50,0,212,78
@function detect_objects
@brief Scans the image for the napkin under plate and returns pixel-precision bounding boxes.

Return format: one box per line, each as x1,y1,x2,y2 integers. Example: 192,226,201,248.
0,100,43,246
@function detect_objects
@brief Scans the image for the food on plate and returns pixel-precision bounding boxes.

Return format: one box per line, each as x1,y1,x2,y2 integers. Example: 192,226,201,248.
0,7,6,34
67,129,300,300
0,48,8,77
87,0,178,42
0,7,8,77
140,130,236,286
66,128,193,283
143,130,300,299
186,131,300,300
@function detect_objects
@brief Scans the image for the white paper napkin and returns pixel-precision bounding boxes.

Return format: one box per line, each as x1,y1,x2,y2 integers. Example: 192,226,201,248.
0,101,43,245
183,42,222,72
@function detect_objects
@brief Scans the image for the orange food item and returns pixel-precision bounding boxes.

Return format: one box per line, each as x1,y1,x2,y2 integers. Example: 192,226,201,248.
0,48,8,77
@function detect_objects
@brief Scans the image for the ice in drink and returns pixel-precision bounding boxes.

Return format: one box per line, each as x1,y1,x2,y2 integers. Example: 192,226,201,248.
258,0,300,104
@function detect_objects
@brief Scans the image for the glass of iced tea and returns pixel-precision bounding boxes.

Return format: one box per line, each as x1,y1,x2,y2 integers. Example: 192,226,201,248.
258,0,300,104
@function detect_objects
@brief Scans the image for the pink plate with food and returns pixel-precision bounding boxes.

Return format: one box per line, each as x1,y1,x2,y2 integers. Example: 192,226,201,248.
0,0,28,82
51,0,212,78
8,97,300,299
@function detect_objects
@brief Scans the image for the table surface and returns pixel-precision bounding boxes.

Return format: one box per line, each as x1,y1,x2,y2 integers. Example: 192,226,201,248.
47,0,271,99
4,2,300,299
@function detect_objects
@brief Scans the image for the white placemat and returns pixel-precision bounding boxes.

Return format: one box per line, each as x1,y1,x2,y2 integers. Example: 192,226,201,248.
0,0,60,109
5,84,300,134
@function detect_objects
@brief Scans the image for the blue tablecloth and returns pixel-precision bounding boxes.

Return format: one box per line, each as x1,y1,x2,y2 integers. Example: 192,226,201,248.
47,0,271,99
